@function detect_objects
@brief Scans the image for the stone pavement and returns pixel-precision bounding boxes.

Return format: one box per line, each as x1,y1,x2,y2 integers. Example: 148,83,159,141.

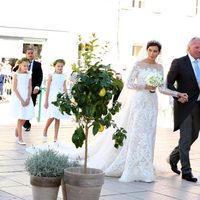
0,100,200,200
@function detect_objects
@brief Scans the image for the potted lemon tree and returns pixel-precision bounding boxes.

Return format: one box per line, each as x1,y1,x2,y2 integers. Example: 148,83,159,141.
53,33,126,200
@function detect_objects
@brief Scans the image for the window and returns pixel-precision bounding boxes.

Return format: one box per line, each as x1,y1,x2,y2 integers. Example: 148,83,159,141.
132,0,135,7
132,0,145,8
23,43,43,60
195,0,199,14
185,0,200,16
138,1,142,8
132,45,142,57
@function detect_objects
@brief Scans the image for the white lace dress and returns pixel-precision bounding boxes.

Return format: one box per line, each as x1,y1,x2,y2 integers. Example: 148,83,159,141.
26,61,179,182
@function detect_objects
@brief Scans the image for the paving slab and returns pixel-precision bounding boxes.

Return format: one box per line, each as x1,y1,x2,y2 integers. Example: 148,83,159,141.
1,101,200,199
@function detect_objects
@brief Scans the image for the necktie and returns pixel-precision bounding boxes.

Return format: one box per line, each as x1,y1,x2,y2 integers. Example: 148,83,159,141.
28,61,32,71
193,60,200,80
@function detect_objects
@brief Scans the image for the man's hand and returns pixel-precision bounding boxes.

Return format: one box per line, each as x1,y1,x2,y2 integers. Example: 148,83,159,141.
177,93,188,104
33,88,39,94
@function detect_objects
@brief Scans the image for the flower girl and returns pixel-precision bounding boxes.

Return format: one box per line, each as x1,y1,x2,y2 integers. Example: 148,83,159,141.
43,59,68,142
11,58,35,145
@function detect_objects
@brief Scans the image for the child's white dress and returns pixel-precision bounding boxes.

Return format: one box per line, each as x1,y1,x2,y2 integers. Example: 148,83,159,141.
45,73,68,119
11,72,35,120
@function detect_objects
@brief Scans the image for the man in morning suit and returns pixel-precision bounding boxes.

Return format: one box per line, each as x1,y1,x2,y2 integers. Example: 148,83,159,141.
167,37,200,182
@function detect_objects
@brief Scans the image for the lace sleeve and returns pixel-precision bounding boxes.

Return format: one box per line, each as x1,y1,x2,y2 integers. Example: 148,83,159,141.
158,67,178,97
126,64,145,90
159,81,179,97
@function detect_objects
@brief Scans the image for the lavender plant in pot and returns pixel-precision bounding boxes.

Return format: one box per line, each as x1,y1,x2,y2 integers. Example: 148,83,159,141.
25,149,80,200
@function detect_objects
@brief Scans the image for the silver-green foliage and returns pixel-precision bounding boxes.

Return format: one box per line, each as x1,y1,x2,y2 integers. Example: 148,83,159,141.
25,149,80,177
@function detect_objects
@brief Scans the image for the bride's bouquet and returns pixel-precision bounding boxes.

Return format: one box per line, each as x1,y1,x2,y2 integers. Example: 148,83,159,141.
145,72,163,93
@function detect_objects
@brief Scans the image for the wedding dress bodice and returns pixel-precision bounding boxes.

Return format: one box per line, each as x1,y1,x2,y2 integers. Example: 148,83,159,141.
127,61,179,96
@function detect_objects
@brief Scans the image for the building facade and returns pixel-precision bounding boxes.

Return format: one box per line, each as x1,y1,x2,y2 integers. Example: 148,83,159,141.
118,0,200,73
0,0,200,76
0,0,119,77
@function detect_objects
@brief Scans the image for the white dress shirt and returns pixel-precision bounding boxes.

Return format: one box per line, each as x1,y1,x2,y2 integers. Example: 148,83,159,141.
188,54,200,101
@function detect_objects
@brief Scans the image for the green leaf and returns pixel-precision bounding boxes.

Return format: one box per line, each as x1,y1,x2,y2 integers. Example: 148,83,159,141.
92,122,100,136
72,127,85,148
82,105,96,118
112,128,127,149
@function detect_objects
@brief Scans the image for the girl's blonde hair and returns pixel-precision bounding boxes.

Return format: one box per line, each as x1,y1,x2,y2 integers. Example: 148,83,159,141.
17,57,29,65
16,57,29,72
53,59,65,67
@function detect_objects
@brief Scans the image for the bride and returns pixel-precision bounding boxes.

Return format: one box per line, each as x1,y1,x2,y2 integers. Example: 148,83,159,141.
26,40,187,183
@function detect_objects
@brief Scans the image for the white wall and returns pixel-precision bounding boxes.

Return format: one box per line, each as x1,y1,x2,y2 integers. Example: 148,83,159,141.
118,6,200,74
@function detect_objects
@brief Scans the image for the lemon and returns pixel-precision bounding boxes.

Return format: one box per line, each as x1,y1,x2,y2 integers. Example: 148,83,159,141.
98,124,105,132
78,43,84,51
99,88,106,97
72,64,77,71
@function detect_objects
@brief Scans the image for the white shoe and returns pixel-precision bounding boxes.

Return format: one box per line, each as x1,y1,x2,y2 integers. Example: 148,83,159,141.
53,140,59,148
42,135,47,143
15,136,18,142
17,140,26,145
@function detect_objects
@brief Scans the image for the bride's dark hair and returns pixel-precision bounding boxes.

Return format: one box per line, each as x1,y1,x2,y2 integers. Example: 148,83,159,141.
146,40,162,52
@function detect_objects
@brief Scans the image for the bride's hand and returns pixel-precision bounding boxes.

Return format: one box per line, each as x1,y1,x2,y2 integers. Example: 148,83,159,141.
145,85,156,91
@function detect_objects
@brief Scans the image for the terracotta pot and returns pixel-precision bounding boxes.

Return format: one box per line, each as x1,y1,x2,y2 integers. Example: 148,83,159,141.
64,167,104,200
30,176,61,200
61,178,67,200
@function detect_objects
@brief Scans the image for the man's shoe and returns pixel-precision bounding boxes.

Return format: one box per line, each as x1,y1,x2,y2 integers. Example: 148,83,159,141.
25,127,31,132
182,173,197,182
167,157,180,175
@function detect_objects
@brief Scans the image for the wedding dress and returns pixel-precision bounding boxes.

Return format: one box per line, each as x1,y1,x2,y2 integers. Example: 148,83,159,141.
26,61,179,182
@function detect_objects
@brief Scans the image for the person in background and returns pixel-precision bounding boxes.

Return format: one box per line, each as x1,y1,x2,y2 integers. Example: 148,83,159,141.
10,58,35,145
13,47,43,131
43,59,69,142
0,63,4,100
167,37,200,182
2,58,12,96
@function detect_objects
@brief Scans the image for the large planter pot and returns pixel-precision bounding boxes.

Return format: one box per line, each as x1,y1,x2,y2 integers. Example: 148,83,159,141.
64,167,105,200
30,176,61,200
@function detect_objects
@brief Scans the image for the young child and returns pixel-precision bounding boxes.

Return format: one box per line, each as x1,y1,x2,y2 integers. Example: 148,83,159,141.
43,59,68,142
11,58,35,145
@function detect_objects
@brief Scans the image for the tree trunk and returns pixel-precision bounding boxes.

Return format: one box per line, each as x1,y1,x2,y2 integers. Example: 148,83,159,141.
84,124,89,174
